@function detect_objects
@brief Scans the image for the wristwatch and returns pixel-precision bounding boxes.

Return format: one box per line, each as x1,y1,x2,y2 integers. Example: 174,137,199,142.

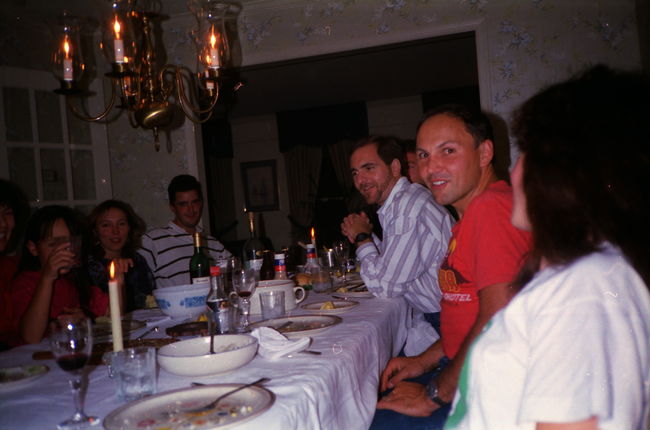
426,379,450,408
354,232,371,244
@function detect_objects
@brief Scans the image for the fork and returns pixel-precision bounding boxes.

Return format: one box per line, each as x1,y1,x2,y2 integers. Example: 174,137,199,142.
185,377,270,413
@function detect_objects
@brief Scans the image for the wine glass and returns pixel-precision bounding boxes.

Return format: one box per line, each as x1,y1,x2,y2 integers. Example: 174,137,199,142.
50,317,99,429
232,268,257,331
332,240,351,284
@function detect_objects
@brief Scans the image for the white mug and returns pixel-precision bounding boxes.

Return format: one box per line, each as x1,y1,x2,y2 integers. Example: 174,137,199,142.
249,280,306,315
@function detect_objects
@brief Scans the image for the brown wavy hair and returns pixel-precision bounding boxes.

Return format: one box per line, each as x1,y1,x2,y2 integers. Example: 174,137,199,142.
511,65,650,289
88,199,146,260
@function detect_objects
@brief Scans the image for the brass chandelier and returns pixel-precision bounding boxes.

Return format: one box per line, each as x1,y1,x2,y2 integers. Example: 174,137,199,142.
51,0,241,151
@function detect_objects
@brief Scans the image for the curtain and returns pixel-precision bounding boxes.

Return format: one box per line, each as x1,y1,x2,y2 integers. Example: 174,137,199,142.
327,139,354,194
283,145,322,241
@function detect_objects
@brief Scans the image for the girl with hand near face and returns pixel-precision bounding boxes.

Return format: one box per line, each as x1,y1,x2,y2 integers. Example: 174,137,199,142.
9,206,108,345
87,200,154,313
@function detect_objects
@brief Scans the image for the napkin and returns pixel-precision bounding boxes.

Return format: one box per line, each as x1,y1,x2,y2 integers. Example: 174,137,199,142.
250,327,310,360
130,309,171,327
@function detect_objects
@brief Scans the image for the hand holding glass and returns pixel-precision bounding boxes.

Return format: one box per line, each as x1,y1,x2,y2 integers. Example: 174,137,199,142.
50,317,99,429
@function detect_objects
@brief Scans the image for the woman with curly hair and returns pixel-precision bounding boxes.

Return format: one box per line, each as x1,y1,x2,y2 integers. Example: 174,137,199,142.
87,199,154,312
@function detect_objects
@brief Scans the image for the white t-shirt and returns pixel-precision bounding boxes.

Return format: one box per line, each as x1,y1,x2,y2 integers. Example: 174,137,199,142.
445,243,650,430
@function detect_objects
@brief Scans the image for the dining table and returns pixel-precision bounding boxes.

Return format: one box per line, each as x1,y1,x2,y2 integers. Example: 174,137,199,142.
0,290,409,430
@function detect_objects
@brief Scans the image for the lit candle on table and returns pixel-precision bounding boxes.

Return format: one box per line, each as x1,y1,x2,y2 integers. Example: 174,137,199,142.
113,18,125,63
310,227,316,249
108,261,123,352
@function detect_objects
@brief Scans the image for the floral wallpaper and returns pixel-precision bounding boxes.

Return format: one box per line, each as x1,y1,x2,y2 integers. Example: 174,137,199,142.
104,0,643,228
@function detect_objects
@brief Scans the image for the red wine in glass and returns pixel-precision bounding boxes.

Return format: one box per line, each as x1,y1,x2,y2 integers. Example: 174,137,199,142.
237,291,252,299
50,317,98,429
56,353,89,372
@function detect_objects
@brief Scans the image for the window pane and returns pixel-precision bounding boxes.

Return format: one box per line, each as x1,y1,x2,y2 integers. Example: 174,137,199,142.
3,87,32,142
40,148,67,200
67,99,92,145
7,147,37,200
71,149,96,200
35,90,63,144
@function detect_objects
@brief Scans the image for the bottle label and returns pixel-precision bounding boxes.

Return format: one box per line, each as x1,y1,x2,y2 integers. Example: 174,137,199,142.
306,249,317,259
246,259,263,271
274,257,286,272
192,276,210,285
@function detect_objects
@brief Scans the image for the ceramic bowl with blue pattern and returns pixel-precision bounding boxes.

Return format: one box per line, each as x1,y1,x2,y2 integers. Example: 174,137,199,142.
153,284,210,319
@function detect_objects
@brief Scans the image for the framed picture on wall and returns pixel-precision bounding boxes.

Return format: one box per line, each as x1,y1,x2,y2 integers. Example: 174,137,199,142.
240,159,279,211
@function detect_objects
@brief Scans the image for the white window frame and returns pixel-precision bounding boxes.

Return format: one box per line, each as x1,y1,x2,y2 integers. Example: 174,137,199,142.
0,66,112,208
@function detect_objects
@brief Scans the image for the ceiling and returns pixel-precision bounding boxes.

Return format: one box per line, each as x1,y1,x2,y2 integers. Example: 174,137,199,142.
229,32,478,118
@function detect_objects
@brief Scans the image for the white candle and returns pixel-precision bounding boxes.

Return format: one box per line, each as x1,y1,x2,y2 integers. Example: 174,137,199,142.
206,80,214,90
114,39,125,63
108,261,123,352
63,58,73,81
209,47,219,69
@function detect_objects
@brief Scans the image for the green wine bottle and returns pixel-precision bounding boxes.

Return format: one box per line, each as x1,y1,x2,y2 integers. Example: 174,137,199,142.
190,232,210,284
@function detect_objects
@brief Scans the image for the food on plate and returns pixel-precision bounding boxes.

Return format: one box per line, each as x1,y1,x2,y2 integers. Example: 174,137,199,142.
95,315,111,324
336,287,348,293
295,273,311,285
320,301,336,310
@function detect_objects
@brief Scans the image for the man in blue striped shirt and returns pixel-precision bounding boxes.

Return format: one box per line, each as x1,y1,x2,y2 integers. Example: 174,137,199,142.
139,175,231,288
341,136,453,356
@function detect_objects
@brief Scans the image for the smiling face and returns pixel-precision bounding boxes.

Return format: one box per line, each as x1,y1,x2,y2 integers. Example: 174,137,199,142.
416,113,494,217
0,204,15,253
170,190,203,233
350,143,401,206
405,151,424,185
96,207,130,259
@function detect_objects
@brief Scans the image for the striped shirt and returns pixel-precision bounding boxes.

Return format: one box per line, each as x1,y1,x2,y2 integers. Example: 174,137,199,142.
138,221,231,288
357,177,453,314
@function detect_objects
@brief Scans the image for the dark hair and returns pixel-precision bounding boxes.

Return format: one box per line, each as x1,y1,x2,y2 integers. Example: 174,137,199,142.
512,65,650,288
401,139,416,154
0,179,30,254
168,175,202,204
417,104,494,147
88,199,146,259
18,205,93,308
350,135,406,177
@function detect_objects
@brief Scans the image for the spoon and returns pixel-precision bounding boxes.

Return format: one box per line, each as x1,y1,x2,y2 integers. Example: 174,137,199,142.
185,377,270,413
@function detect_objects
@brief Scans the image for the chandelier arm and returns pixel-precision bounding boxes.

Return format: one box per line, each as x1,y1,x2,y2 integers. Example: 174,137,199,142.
174,66,220,115
126,110,139,128
159,64,176,102
176,90,217,124
65,81,118,122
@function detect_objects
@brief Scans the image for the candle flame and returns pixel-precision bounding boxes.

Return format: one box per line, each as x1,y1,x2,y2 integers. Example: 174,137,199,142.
310,227,315,242
210,32,217,49
63,39,70,58
109,260,115,279
113,18,121,39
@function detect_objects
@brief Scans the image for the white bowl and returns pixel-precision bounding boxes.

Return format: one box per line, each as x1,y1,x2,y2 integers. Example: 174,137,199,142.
152,284,210,319
157,335,258,377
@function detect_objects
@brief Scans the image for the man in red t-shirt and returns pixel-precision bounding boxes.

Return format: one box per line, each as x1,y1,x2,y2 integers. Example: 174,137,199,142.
370,105,531,429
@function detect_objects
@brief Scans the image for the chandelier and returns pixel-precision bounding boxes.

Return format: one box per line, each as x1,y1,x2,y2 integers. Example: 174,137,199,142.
51,0,242,151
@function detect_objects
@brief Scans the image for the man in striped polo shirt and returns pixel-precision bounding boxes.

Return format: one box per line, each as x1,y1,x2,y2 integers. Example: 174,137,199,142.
139,175,231,288
341,135,453,357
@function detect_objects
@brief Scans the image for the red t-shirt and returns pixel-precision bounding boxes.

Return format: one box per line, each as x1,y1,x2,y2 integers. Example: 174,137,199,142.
0,255,19,345
9,270,108,345
439,181,531,358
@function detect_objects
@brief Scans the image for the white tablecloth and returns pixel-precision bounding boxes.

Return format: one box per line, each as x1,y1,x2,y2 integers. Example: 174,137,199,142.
0,292,409,430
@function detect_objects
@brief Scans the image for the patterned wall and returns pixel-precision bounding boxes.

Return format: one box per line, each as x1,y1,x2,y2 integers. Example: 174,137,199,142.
117,0,640,231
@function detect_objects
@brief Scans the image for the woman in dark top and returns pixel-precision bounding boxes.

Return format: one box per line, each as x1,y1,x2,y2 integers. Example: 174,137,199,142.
87,200,154,312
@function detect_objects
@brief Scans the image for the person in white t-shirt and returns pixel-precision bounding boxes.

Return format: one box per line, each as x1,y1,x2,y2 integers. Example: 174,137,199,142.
445,65,650,430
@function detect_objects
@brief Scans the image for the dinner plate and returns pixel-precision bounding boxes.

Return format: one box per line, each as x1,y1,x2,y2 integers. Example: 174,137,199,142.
331,290,374,299
93,319,146,342
250,315,342,338
0,364,49,392
103,383,274,430
301,300,359,314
